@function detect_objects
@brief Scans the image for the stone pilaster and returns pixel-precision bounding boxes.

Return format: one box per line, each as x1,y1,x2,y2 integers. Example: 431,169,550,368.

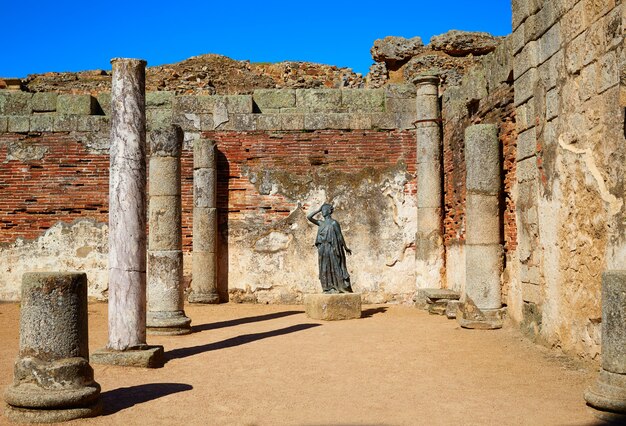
188,138,219,304
585,271,626,421
147,125,191,335
413,74,444,289
92,58,163,368
459,124,503,329
4,273,102,422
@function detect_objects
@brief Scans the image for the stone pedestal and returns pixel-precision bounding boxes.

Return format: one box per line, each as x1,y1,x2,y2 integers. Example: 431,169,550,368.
413,74,444,290
189,138,219,304
460,124,503,330
92,57,163,368
584,271,626,421
4,273,102,423
304,293,362,321
146,125,191,335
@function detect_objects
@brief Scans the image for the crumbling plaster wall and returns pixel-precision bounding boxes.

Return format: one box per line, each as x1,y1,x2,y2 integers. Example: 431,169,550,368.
511,0,625,359
0,86,419,303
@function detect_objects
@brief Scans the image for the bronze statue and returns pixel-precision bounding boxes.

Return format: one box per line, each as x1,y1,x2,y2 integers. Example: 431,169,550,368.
307,203,353,293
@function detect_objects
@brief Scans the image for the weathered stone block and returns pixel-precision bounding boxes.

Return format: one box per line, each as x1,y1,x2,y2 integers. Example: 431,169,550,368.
601,271,626,375
77,116,108,132
173,95,198,114
91,345,164,368
193,138,216,169
225,95,253,114
57,94,96,115
417,207,441,236
514,40,539,80
53,115,78,132
413,288,460,310
456,296,504,330
370,112,396,129
304,293,362,321
146,91,174,108
341,89,384,112
96,92,111,116
517,127,537,161
396,112,415,130
465,124,500,195
545,89,559,121
281,113,305,130
516,101,536,133
349,113,372,130
304,113,350,130
384,83,416,99
0,115,8,132
465,244,503,310
296,89,342,112
514,68,538,106
190,250,218,303
7,116,30,132
193,207,217,251
255,114,282,131
147,251,186,313
538,23,562,64
32,93,57,112
148,196,182,251
253,89,296,111
0,91,32,115
466,194,500,245
193,169,217,208
597,51,618,94
511,22,526,55
29,114,55,132
386,97,416,113
149,157,180,196
416,160,442,208
226,114,255,131
539,49,563,91
446,300,461,319
517,156,538,183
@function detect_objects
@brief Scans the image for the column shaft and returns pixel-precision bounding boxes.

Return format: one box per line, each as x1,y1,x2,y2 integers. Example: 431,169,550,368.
464,124,502,311
189,138,219,304
147,125,191,334
413,74,444,289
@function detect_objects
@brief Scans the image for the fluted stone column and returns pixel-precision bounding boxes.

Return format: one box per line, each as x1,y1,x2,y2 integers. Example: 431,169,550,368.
188,138,219,304
585,271,626,421
4,273,101,423
147,125,191,335
460,124,503,329
413,74,444,289
91,58,163,368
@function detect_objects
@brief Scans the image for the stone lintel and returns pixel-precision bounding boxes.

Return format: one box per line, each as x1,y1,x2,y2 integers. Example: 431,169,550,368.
90,345,164,368
304,293,362,321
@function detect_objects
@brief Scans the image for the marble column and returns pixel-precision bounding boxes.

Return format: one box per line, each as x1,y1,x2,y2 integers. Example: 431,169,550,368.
4,273,102,423
91,58,163,368
413,74,444,289
147,125,191,335
189,138,219,304
460,124,503,329
585,271,626,421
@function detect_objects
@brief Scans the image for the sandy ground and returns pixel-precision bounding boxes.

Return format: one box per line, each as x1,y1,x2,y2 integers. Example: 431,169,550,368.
0,302,604,426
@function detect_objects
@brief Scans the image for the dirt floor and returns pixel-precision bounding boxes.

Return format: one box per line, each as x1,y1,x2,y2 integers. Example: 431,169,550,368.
0,302,605,425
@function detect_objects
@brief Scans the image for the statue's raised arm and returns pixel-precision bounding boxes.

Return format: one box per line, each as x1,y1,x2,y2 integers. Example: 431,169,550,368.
307,205,322,226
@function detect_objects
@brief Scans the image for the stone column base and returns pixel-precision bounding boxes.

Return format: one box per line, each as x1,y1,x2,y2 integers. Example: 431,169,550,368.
90,345,164,368
304,293,362,321
456,297,505,330
4,400,102,423
147,310,191,335
188,291,219,304
584,369,626,421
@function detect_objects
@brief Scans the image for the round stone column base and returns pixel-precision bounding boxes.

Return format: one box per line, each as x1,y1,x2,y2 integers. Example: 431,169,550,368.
304,293,362,321
147,310,191,335
188,291,219,304
584,369,626,420
4,400,102,423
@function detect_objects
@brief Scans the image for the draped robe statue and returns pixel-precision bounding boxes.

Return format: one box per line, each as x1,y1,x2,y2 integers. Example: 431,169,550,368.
307,204,353,293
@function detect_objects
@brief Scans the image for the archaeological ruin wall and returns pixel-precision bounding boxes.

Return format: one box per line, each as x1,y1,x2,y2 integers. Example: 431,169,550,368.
0,87,419,303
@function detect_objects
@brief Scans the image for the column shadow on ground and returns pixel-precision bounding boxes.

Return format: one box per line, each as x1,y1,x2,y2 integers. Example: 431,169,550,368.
190,310,304,333
100,383,193,415
361,307,388,318
166,323,321,361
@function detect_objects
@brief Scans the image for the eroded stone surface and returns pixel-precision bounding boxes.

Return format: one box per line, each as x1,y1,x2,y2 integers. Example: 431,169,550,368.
304,293,362,321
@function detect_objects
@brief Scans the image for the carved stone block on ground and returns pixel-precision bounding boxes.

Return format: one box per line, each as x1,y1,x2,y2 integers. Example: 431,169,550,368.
304,293,362,321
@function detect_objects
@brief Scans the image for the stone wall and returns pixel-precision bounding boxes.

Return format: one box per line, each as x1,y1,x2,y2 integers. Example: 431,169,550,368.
0,86,418,303
510,0,624,359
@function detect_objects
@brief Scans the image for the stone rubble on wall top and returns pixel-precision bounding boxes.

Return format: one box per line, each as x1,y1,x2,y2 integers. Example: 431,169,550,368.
371,36,425,65
429,30,501,57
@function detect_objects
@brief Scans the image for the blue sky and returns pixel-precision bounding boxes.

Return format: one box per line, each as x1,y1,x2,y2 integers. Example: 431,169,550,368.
2,1,512,78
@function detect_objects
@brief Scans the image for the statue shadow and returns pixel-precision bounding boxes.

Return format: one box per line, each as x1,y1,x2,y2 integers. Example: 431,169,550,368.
191,310,304,333
361,307,388,318
100,383,193,415
166,323,321,362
